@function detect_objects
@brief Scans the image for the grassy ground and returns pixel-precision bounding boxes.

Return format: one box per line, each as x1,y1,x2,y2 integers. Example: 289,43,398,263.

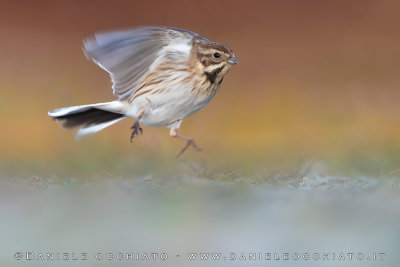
1,162,399,267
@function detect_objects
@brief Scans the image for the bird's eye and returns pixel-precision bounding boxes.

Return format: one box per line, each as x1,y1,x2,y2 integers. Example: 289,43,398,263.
213,52,220,59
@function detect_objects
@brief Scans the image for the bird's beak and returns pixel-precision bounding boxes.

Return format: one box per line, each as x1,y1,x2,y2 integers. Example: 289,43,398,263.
228,55,239,65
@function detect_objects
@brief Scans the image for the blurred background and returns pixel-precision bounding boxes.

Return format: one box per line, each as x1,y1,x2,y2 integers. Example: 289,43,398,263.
1,0,400,177
1,1,400,267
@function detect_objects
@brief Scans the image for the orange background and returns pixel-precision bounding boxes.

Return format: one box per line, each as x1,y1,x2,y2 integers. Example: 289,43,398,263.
1,0,400,176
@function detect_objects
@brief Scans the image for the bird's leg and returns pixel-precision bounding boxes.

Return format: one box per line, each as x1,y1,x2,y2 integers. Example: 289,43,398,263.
130,109,145,143
130,122,143,142
170,128,202,158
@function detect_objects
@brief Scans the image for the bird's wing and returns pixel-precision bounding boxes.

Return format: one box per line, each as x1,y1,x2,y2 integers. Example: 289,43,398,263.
83,26,202,100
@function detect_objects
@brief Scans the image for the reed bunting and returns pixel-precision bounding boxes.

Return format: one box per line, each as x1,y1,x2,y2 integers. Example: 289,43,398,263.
48,26,238,156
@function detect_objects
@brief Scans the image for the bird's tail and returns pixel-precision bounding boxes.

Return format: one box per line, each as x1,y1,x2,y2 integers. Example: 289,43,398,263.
48,101,127,139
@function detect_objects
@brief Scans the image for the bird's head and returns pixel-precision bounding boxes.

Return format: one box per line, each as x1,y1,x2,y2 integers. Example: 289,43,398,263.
194,40,238,84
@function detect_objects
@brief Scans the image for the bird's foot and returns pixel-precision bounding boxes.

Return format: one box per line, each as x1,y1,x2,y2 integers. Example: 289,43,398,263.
130,121,143,142
177,139,202,158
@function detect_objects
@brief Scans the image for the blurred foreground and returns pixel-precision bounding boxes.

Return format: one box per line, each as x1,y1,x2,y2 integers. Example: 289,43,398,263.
1,165,399,267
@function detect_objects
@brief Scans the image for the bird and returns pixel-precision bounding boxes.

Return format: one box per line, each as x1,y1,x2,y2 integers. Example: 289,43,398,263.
48,26,238,157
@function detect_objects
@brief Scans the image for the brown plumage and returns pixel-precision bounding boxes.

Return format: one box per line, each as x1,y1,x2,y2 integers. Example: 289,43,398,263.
48,26,238,156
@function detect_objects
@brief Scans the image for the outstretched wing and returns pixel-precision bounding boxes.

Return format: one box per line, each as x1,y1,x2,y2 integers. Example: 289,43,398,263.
83,26,202,100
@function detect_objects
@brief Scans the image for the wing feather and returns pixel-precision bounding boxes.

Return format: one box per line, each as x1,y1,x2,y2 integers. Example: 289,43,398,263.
83,26,200,100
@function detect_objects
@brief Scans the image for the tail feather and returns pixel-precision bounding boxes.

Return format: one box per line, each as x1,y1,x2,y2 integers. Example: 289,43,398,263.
48,101,126,138
75,117,125,139
54,108,124,128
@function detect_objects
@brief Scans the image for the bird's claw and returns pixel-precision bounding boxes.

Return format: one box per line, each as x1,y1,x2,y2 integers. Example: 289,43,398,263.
176,139,202,158
130,121,143,142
